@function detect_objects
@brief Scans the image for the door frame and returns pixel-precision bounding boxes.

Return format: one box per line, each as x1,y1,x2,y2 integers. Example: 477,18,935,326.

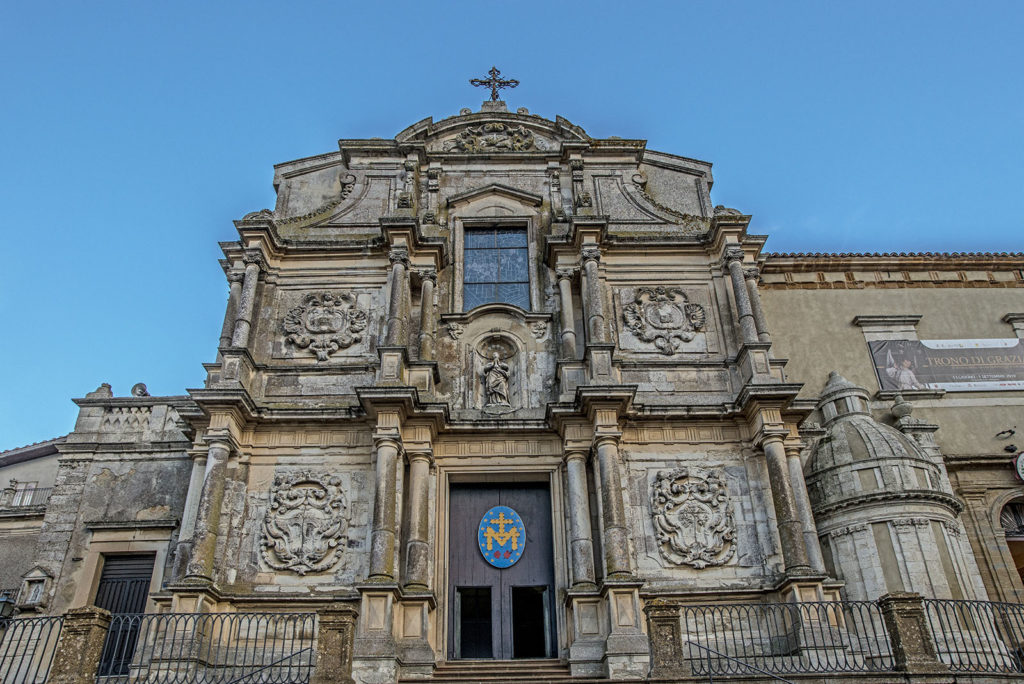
434,461,569,662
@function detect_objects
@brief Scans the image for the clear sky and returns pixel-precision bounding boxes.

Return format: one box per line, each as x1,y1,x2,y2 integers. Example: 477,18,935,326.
1,1,1021,450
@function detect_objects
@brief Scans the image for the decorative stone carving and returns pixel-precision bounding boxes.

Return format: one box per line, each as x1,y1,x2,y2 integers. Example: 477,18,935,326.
446,322,464,340
277,174,357,226
483,352,511,408
575,191,593,208
282,292,368,361
261,471,348,575
388,247,410,266
651,467,736,569
530,321,547,340
622,287,706,354
581,246,601,263
242,209,274,221
442,123,538,152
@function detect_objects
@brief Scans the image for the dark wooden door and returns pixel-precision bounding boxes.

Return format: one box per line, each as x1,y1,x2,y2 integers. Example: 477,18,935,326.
448,484,555,660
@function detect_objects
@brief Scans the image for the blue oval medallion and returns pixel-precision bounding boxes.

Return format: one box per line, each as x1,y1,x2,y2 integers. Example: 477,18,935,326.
477,505,526,568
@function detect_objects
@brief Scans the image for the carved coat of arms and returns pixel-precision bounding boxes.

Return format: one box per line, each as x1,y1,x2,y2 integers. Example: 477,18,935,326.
651,467,736,569
261,471,348,575
282,292,368,361
442,123,538,152
622,287,706,354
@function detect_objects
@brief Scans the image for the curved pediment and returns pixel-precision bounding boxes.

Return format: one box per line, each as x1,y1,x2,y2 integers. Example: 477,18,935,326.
396,108,590,155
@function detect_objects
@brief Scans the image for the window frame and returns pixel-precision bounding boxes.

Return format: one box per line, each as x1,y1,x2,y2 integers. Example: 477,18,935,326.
454,217,539,313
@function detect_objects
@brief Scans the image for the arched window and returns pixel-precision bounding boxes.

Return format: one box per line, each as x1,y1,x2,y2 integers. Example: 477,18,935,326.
1000,501,1024,538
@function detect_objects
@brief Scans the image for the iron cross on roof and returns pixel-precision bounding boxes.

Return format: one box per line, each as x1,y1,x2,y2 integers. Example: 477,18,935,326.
470,66,519,101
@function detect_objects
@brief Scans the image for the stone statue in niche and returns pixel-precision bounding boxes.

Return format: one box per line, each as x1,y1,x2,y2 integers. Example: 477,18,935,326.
651,467,736,569
622,287,706,355
282,291,368,361
261,470,348,575
483,352,511,408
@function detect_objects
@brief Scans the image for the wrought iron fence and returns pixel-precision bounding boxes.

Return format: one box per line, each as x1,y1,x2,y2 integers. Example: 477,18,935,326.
6,487,53,507
0,614,63,683
679,601,894,676
923,598,1024,673
95,612,317,684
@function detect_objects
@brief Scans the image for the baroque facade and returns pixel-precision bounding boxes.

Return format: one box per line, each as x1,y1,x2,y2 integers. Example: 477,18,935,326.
2,98,1024,682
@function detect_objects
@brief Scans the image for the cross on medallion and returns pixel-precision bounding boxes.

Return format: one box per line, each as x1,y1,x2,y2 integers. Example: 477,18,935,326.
470,66,519,101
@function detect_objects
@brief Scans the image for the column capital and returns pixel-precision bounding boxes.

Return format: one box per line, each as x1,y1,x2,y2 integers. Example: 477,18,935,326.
556,267,578,281
581,245,601,264
373,433,402,452
563,448,589,464
416,267,437,284
388,246,410,266
242,249,266,269
405,448,433,465
723,244,745,264
743,266,761,280
227,270,245,284
754,429,789,450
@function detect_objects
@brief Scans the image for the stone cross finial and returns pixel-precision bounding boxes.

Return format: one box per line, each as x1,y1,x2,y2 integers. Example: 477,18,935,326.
470,66,519,101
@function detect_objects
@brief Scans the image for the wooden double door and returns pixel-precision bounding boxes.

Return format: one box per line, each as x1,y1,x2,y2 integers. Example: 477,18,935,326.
448,484,556,660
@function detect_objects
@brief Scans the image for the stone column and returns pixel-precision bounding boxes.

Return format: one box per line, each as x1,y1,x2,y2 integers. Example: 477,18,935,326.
369,436,401,581
230,251,263,347
311,603,360,684
402,450,432,590
556,268,578,358
878,592,948,674
218,271,244,349
643,599,691,679
762,435,812,575
594,436,632,578
724,246,758,345
580,246,607,344
185,439,231,581
417,269,437,362
564,449,596,587
786,445,826,574
385,247,410,348
47,606,112,684
743,266,772,343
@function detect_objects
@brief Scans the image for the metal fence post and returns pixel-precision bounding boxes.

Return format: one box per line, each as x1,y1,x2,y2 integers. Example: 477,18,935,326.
644,598,691,679
311,602,359,684
878,592,948,674
47,606,112,684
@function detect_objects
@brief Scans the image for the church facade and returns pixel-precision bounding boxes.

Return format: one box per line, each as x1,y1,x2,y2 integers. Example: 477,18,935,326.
2,97,1024,682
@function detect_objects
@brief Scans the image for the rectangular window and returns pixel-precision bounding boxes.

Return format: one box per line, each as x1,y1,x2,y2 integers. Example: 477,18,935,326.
464,227,529,310
11,482,38,507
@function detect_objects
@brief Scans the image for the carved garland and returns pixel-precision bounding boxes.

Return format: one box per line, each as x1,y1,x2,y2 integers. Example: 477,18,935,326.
282,292,368,361
261,471,348,575
651,467,736,569
622,287,706,355
442,123,539,152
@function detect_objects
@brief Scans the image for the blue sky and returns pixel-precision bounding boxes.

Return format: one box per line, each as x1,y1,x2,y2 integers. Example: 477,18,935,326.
1,1,1021,450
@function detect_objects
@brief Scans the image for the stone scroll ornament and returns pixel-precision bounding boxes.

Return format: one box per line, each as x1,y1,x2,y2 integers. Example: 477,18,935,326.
622,287,706,355
442,123,540,152
261,471,348,575
282,292,368,361
651,467,736,569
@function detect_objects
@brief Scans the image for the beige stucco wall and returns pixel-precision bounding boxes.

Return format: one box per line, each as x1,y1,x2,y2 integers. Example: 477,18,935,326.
761,287,1024,457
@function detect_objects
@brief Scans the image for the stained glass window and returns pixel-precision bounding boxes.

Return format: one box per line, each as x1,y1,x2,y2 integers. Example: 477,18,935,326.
464,227,529,310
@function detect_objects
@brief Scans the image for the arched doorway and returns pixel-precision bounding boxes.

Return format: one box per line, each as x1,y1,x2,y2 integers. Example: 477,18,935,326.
999,499,1024,585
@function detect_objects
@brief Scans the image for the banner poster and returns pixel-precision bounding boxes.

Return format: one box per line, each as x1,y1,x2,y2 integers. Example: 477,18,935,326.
868,339,1024,392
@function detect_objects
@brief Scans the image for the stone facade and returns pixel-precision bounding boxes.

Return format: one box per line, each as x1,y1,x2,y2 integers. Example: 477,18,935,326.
2,100,1023,682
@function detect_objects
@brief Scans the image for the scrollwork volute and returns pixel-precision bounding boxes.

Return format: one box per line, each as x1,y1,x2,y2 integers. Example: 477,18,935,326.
282,292,368,361
651,467,736,569
622,287,706,354
261,471,349,575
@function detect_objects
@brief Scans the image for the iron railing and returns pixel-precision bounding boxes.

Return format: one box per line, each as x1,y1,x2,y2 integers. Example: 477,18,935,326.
0,615,63,683
95,612,317,683
4,487,53,507
924,598,1024,673
679,601,894,676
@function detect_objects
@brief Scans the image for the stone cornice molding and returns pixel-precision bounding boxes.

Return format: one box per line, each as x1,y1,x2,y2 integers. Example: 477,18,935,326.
812,489,964,518
852,315,923,327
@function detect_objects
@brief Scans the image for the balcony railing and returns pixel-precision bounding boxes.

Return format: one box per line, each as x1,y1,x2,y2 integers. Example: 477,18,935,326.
95,612,317,683
1,487,53,508
924,598,1024,673
0,615,64,684
678,600,894,675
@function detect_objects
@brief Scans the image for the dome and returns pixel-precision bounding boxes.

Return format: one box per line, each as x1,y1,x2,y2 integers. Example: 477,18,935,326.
805,372,953,516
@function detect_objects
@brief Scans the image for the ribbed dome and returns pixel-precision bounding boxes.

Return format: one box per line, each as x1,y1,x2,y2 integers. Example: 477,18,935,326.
806,372,942,513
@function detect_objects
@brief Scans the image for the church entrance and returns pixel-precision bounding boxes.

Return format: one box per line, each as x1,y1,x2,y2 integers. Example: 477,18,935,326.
448,484,555,660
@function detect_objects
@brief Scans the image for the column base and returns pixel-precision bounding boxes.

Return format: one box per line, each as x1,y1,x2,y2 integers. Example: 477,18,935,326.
601,580,649,681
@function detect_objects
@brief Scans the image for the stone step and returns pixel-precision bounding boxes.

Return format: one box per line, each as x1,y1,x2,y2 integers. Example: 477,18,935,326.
400,658,611,683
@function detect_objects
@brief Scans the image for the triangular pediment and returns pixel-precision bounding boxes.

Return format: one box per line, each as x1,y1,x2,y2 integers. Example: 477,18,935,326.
447,184,543,209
